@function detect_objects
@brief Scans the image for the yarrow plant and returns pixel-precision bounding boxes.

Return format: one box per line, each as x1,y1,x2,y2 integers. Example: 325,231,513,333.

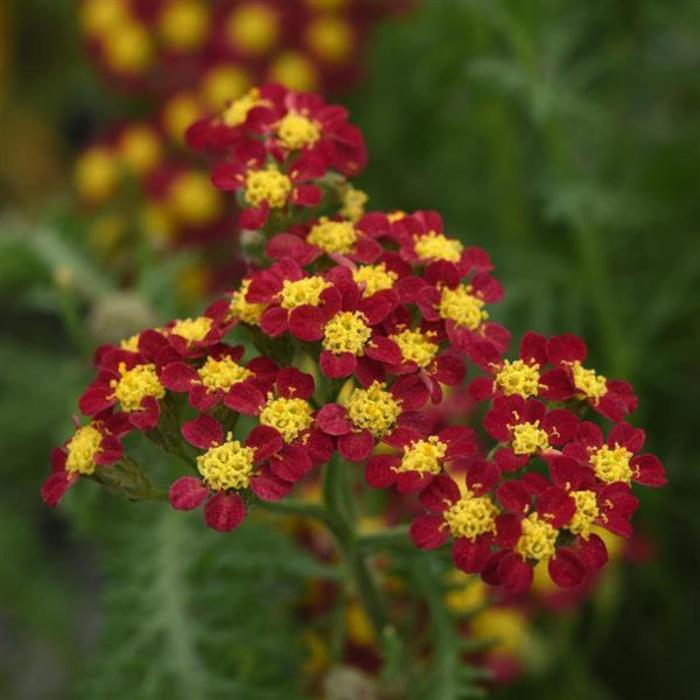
45,83,666,691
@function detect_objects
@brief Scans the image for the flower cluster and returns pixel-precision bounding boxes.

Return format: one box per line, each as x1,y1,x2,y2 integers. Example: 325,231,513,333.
45,83,666,597
79,0,407,98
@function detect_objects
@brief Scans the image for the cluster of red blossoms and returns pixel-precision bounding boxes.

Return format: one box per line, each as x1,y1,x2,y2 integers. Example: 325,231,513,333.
44,83,666,595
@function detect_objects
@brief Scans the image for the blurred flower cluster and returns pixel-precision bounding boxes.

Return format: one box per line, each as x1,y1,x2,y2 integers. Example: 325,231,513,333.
74,0,406,299
44,82,666,690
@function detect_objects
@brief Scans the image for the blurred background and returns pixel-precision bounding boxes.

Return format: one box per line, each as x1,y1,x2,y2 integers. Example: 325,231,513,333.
1,0,699,698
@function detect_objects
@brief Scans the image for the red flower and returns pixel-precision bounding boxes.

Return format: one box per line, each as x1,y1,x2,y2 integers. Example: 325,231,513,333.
469,332,548,402
161,305,233,359
365,426,477,493
41,413,130,507
266,215,383,267
485,481,587,593
409,465,501,575
414,261,508,357
483,395,579,472
211,140,324,229
222,366,333,469
161,345,277,411
246,258,342,341
563,421,667,489
540,334,637,422
392,210,494,278
315,378,431,462
79,354,167,431
169,414,299,532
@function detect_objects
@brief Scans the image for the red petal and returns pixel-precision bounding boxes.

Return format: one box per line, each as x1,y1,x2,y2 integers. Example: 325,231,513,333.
466,460,499,495
203,492,246,532
181,414,223,450
169,476,208,510
128,398,160,431
495,514,521,547
320,350,357,378
419,474,460,512
306,429,335,466
576,534,608,572
269,444,313,482
409,515,449,549
632,454,667,487
41,471,75,507
537,487,575,527
548,549,586,588
432,353,465,386
543,409,579,446
498,553,533,593
452,537,491,573
276,367,315,399
316,404,352,436
365,455,399,488
497,481,531,515
259,307,289,337
338,430,374,462
79,385,114,416
365,336,401,365
245,425,283,462
547,334,587,365
289,305,325,342
160,362,197,392
250,470,293,501
391,374,429,410
224,383,265,414
520,332,547,366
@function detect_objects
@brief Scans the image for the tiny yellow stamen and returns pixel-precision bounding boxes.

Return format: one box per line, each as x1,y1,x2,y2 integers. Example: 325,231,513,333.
345,381,402,439
244,167,292,209
322,311,371,356
196,433,255,491
230,279,266,325
414,232,463,263
443,492,499,540
510,421,550,455
340,186,368,223
395,436,447,475
494,360,541,399
280,276,330,309
171,316,213,344
259,395,314,443
110,362,165,412
352,264,397,298
307,218,357,255
590,445,633,484
198,357,252,393
570,361,608,402
438,285,488,330
568,490,600,539
65,425,103,475
390,328,439,369
515,513,558,561
120,334,140,353
277,112,321,150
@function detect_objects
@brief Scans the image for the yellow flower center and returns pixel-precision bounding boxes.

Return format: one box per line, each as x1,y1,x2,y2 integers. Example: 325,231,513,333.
110,362,165,412
197,357,252,393
322,311,371,356
259,395,314,443
352,263,397,298
305,15,353,63
570,361,608,402
396,436,447,475
268,51,318,92
494,360,541,399
222,88,262,127
279,276,330,309
157,0,209,51
171,316,213,344
65,425,103,475
515,513,558,561
102,20,152,73
277,112,321,150
80,0,127,36
307,218,357,255
169,172,223,226
119,125,161,174
590,445,633,484
470,608,529,656
443,493,499,540
390,328,439,369
120,334,140,352
75,147,118,203
568,490,600,539
438,285,488,330
196,434,255,491
340,186,368,223
162,91,202,141
202,65,250,111
226,3,279,56
510,421,550,455
414,232,463,263
345,381,402,439
244,167,292,209
230,279,267,325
